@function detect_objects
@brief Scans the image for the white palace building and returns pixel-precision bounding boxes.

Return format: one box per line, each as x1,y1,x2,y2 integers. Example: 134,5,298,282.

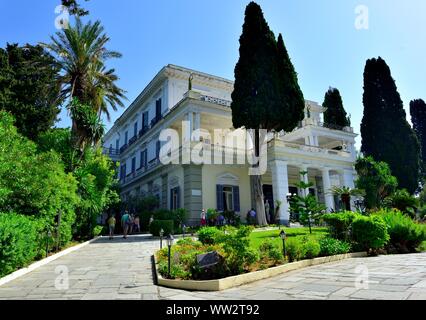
103,65,358,225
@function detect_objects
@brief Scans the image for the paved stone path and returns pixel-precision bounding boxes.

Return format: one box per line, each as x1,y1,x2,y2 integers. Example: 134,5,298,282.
1,235,425,300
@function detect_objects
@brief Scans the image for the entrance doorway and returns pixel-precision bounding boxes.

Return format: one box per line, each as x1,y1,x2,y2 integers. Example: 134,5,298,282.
262,185,275,223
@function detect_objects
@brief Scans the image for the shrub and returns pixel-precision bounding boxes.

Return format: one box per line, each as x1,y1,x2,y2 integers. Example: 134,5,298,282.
286,238,306,262
351,215,390,252
154,209,174,221
222,226,258,274
384,189,418,218
378,209,426,253
319,238,352,256
173,208,188,228
149,220,174,236
92,225,104,237
223,210,241,226
322,211,360,240
0,213,42,277
302,238,321,259
197,227,224,245
259,240,283,262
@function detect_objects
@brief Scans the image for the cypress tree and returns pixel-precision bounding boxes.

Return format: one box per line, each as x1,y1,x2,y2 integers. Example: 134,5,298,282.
361,57,420,193
322,87,350,128
410,99,426,174
231,2,305,225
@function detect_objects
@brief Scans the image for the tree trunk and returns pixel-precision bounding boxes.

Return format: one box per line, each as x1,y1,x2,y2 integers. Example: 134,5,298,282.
253,128,268,226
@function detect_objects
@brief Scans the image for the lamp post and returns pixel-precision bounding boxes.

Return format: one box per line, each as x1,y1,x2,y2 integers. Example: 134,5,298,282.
280,229,287,260
159,228,164,249
167,234,174,278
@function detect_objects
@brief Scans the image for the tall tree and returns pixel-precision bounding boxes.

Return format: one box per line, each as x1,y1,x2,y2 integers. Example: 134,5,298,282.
231,2,305,225
410,99,426,174
43,18,125,152
322,87,350,128
0,44,61,140
62,0,90,16
360,57,420,193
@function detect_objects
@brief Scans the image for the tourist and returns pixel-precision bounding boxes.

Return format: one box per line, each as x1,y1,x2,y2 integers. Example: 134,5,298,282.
248,208,257,225
200,209,207,227
133,215,141,233
121,210,131,239
217,213,225,226
107,214,116,240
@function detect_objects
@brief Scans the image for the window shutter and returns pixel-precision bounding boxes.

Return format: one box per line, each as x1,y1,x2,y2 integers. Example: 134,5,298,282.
233,186,240,212
216,185,224,211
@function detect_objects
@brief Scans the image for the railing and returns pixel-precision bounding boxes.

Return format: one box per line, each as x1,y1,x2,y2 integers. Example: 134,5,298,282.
119,143,128,154
128,135,137,146
102,147,120,156
270,140,351,158
297,118,353,133
199,94,232,107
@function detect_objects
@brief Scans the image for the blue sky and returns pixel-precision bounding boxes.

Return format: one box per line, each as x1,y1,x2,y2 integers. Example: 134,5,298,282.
1,0,425,148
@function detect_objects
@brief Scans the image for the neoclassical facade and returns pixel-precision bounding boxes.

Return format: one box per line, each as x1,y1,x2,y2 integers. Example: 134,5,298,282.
103,65,358,225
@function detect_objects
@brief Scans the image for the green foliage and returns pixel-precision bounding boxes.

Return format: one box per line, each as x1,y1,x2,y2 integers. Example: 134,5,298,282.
259,240,282,263
378,209,426,253
289,172,327,228
92,225,104,237
222,226,258,275
410,99,426,175
286,238,306,262
0,213,42,277
62,0,90,16
0,111,79,245
323,87,350,127
197,227,225,245
361,57,420,193
223,210,241,226
124,195,159,231
302,237,321,259
174,208,188,227
351,215,390,252
149,220,174,237
384,189,418,218
355,156,398,209
73,147,119,240
37,128,75,172
319,238,352,256
0,44,61,140
231,2,304,133
322,211,361,240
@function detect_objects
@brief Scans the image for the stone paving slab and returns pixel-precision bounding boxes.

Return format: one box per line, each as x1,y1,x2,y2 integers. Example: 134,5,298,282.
0,234,425,300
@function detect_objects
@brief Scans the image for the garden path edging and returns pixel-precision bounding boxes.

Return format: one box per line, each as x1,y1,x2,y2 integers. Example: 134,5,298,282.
154,252,367,291
0,236,100,287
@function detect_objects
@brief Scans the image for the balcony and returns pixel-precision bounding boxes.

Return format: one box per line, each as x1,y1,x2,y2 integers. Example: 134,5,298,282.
128,135,137,146
119,143,128,154
269,139,352,158
150,115,163,127
138,126,149,138
298,118,353,133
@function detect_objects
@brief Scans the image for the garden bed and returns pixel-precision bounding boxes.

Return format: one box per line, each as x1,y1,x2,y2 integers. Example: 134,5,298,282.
154,251,367,291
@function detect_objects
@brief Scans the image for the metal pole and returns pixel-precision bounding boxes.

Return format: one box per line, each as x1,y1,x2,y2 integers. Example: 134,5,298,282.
167,245,171,278
160,235,163,249
283,238,287,260
46,232,49,258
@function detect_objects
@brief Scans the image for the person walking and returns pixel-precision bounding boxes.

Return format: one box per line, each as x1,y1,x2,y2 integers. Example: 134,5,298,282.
200,209,207,227
121,210,130,239
107,214,116,240
133,215,141,233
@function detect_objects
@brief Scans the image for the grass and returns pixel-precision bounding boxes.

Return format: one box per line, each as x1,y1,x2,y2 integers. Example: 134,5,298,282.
250,227,329,250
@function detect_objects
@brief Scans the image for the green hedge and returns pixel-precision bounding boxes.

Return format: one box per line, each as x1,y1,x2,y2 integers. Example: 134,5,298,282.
322,211,360,240
319,238,352,256
352,215,390,252
379,209,426,253
0,213,42,277
149,220,174,236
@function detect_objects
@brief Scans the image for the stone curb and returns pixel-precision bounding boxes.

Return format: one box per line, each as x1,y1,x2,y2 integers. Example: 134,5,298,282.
0,236,101,287
154,252,367,291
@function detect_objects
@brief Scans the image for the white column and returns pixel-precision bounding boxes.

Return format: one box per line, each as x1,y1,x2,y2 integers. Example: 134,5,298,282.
193,112,201,142
184,112,193,143
343,169,355,189
322,168,335,212
271,160,290,225
300,165,309,197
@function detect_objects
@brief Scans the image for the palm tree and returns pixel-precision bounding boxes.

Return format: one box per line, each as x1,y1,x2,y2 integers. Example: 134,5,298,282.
42,18,125,149
329,186,365,211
